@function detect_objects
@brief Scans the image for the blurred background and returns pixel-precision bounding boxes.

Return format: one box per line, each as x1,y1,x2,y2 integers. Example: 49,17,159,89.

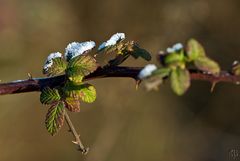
0,0,240,161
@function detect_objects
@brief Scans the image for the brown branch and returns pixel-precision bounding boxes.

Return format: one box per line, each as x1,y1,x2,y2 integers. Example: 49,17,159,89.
0,66,239,95
64,111,89,155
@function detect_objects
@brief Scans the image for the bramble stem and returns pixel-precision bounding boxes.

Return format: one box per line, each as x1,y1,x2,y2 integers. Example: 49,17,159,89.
64,112,89,155
0,66,239,95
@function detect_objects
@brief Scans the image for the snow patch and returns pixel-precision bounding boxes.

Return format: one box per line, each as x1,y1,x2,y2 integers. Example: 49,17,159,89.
65,41,95,61
138,64,157,79
44,52,62,70
98,33,125,51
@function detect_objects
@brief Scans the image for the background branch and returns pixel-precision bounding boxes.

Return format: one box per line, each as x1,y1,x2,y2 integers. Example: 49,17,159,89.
0,66,239,95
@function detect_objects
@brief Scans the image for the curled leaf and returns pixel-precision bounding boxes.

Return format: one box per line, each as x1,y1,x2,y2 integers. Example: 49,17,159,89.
45,101,65,136
170,67,190,95
131,47,151,61
107,41,151,66
64,97,80,112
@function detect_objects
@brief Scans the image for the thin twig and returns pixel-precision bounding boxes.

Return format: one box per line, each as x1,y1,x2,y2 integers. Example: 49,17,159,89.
64,112,89,155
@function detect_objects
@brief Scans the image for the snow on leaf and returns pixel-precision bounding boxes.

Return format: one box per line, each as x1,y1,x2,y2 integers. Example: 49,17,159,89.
166,43,183,53
65,41,96,61
138,64,157,79
98,33,125,51
43,52,66,76
98,42,106,51
43,52,62,70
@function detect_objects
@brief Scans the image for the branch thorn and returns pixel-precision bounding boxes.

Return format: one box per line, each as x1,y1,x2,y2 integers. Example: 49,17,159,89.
27,73,33,79
210,82,217,93
72,140,78,145
135,80,141,90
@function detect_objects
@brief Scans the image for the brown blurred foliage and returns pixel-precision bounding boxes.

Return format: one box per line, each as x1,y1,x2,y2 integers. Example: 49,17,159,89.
0,0,240,161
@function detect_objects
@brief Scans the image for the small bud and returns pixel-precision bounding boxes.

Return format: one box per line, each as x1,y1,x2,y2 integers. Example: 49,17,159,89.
232,60,240,76
232,60,239,66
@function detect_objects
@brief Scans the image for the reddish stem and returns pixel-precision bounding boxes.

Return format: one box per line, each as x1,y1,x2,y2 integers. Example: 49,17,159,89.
0,66,239,95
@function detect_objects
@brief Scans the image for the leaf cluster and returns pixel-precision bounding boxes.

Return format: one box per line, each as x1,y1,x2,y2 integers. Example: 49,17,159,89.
41,53,97,135
40,33,151,135
144,39,220,95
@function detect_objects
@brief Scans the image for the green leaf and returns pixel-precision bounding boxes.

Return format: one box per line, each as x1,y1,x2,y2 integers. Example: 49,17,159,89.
194,56,220,75
45,101,65,136
40,87,61,105
143,68,171,91
152,67,171,78
64,82,97,103
43,57,67,76
170,67,190,95
164,52,185,68
64,97,80,112
67,55,98,83
186,39,206,60
78,84,96,103
130,46,152,61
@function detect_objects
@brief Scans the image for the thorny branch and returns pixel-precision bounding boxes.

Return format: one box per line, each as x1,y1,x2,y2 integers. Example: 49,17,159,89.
0,66,239,95
0,65,240,153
